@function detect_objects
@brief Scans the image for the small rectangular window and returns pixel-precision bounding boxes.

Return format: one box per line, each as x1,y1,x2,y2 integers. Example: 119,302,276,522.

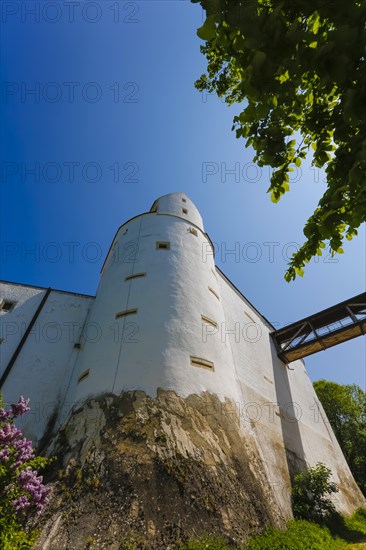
188,227,198,236
182,197,187,203
156,242,170,250
78,369,90,384
115,308,138,319
182,208,188,214
0,300,16,313
201,315,218,329
125,272,146,281
190,356,214,371
208,287,220,301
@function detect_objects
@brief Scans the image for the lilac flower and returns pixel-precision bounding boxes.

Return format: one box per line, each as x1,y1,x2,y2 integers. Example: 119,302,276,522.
10,396,30,418
12,495,31,512
13,437,35,469
0,422,22,443
16,468,51,514
0,408,11,421
0,446,10,462
1,395,52,517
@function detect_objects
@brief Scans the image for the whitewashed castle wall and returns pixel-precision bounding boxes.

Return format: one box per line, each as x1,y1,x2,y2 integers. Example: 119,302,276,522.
0,192,363,515
0,283,93,443
216,271,361,515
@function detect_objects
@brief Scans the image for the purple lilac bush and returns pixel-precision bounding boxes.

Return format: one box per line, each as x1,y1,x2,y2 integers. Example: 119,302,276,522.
0,395,51,520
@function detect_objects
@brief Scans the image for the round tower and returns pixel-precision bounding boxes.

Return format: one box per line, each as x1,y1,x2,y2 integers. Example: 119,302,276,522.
66,193,241,407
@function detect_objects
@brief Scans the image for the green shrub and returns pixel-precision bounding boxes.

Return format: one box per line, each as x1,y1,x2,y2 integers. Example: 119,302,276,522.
292,462,338,522
0,516,38,550
245,520,345,550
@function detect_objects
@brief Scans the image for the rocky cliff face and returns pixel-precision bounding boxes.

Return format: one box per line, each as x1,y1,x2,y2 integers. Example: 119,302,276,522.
31,390,287,549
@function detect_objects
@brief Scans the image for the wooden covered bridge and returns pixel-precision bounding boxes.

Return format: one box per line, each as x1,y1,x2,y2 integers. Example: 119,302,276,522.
272,292,366,363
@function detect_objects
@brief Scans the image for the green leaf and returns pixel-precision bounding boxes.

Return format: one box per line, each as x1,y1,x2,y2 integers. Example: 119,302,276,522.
197,16,217,41
252,50,266,71
278,70,289,83
195,1,366,281
233,34,246,52
308,11,321,34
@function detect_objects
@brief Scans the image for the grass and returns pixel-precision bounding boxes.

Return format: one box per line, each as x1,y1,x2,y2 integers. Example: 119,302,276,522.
325,508,366,545
245,520,344,550
179,508,366,550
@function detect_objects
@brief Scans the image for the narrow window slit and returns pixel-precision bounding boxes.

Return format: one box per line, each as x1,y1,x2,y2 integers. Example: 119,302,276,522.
115,308,138,319
190,356,214,371
156,242,170,250
78,369,90,384
125,272,146,281
0,300,16,313
208,287,220,301
201,315,218,329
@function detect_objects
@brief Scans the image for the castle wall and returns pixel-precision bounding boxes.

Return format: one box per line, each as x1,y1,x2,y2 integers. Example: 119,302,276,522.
0,282,93,443
0,283,45,368
216,272,363,514
0,193,363,517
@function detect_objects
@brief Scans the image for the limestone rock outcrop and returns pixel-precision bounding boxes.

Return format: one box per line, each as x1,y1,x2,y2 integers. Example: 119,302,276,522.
31,390,285,549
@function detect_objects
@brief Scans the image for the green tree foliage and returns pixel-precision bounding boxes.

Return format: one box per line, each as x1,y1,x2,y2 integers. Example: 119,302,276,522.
313,379,366,495
192,0,366,280
291,462,338,522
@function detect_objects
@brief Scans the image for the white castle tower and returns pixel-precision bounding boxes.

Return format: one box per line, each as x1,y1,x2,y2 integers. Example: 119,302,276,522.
67,192,241,407
0,192,364,518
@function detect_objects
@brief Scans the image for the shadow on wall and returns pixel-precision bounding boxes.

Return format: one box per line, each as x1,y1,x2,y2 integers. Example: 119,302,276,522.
270,342,307,485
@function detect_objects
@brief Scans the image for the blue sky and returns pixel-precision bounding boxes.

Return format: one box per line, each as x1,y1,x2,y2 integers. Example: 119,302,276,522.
1,1,365,388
